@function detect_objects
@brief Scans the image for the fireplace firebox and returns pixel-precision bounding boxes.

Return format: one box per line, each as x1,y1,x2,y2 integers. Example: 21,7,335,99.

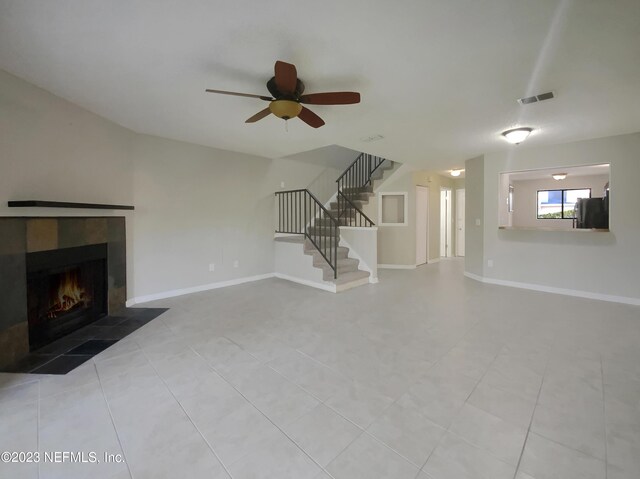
26,244,108,350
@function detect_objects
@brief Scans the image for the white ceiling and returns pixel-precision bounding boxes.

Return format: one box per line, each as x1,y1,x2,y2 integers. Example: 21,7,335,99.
282,145,359,170
1,0,639,169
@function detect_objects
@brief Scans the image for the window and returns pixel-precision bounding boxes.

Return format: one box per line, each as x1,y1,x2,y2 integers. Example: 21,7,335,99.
537,188,591,219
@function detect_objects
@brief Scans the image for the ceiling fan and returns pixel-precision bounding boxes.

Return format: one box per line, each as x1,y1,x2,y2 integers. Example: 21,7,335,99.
205,61,360,128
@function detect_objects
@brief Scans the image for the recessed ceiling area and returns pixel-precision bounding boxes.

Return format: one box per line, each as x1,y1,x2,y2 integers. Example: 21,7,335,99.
507,163,610,181
0,0,638,169
281,145,360,170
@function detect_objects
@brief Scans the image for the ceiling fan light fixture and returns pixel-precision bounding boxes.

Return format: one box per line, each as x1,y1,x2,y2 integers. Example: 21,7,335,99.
502,127,533,144
450,169,463,177
269,100,302,120
552,173,567,180
206,61,359,128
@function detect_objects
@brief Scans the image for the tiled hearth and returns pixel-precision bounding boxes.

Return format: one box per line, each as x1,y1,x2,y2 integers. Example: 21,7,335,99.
0,217,128,371
5,307,167,374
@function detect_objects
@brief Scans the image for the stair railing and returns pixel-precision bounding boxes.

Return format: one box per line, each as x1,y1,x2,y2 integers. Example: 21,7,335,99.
335,152,387,225
336,153,387,198
337,191,375,227
275,189,338,279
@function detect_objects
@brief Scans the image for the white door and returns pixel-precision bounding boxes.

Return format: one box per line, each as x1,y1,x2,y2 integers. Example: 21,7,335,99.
456,189,465,256
416,186,429,265
440,189,452,257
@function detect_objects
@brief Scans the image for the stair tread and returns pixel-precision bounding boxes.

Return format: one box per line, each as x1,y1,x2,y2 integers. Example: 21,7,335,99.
305,249,349,259
304,245,349,260
305,235,340,240
314,257,359,267
334,270,370,285
342,187,373,193
304,243,347,251
274,235,304,243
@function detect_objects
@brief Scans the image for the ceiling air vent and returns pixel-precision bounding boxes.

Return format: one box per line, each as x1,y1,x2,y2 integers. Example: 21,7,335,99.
536,91,555,101
517,91,555,105
361,134,384,143
519,95,538,105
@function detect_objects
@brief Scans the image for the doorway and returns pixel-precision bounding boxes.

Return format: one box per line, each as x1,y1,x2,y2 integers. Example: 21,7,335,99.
415,186,429,265
456,188,465,256
440,188,452,258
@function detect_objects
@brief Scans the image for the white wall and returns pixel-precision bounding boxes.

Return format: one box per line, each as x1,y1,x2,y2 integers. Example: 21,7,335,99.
340,227,378,281
511,174,609,228
130,135,271,297
130,135,331,298
305,166,343,206
363,168,464,266
465,156,485,277
362,170,415,265
281,144,358,205
1,69,336,301
0,69,136,289
498,171,512,228
0,70,134,213
468,133,640,302
274,239,334,292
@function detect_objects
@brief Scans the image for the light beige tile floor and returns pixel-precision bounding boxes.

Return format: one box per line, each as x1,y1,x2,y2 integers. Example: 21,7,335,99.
1,259,639,479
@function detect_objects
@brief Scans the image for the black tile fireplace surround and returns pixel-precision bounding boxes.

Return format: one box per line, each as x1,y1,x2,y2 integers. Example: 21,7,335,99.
0,217,128,370
0,216,169,374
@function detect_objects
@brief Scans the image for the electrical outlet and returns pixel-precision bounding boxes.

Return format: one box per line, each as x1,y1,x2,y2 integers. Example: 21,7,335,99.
208,263,215,272
475,218,481,226
233,260,239,268
487,259,494,268
280,181,285,188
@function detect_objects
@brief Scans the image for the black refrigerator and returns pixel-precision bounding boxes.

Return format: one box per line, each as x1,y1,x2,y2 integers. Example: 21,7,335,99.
575,192,609,229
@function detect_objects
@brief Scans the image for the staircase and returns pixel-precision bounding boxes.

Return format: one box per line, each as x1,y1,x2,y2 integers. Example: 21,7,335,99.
274,153,397,292
331,158,396,225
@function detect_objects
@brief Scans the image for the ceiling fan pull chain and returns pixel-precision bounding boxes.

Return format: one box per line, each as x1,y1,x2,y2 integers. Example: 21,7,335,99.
285,119,288,133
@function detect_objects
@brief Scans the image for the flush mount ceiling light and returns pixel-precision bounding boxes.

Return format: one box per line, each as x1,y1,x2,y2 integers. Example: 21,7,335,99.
361,134,384,143
552,173,567,180
502,127,533,144
450,169,463,177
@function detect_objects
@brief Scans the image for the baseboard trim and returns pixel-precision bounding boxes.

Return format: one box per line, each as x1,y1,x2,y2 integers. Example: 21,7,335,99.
127,273,275,306
464,271,640,306
378,264,417,270
340,226,379,231
273,273,336,293
463,271,484,283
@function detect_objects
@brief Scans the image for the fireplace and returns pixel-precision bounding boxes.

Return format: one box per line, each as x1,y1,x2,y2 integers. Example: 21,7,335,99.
0,217,128,369
26,243,108,350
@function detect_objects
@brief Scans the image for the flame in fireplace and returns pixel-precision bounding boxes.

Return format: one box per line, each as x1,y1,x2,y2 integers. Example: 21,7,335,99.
47,269,90,318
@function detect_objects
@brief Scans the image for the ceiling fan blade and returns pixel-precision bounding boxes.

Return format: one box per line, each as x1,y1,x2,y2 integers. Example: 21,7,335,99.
299,92,361,105
206,89,272,101
298,107,325,128
245,108,272,123
274,61,298,94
